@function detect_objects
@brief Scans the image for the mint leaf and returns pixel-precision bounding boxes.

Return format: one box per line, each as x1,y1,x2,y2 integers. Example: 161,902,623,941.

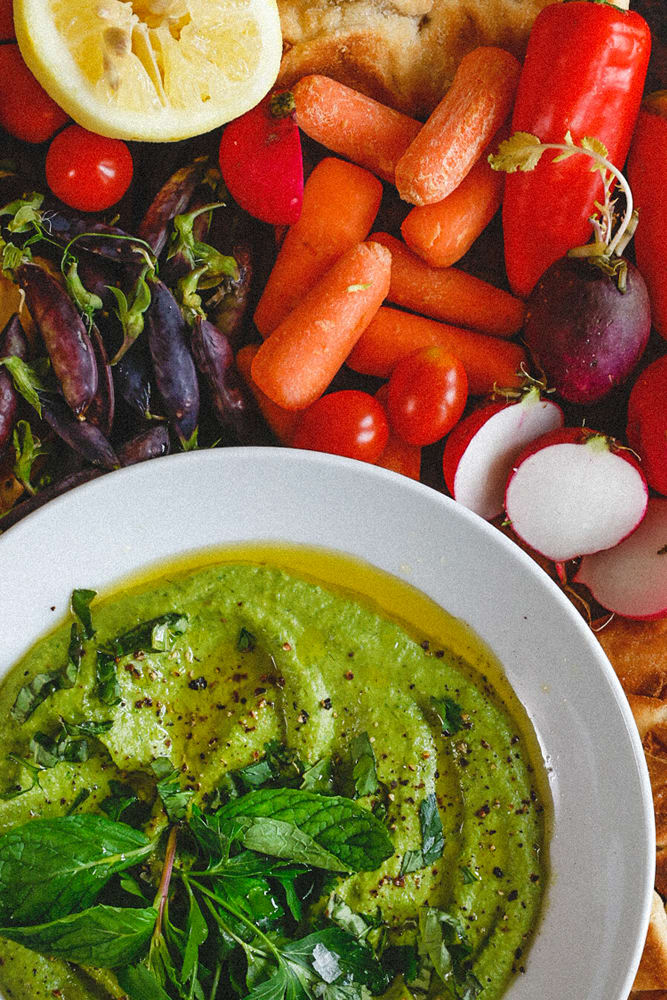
116,965,172,1000
461,866,480,885
350,732,379,798
0,814,154,925
151,758,194,822
237,627,256,652
108,613,188,656
399,794,444,876
431,695,463,736
96,649,121,706
71,588,96,639
215,788,394,873
0,904,156,967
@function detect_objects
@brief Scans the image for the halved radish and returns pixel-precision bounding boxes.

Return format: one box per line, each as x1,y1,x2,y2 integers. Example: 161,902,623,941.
504,427,649,562
442,387,564,520
575,498,667,620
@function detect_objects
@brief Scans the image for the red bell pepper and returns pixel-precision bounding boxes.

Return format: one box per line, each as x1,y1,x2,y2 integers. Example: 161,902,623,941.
502,1,651,299
627,93,667,339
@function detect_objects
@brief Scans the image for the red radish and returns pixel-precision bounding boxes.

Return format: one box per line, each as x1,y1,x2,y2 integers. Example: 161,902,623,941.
575,498,667,620
442,387,564,520
219,93,303,225
626,353,667,497
504,427,648,563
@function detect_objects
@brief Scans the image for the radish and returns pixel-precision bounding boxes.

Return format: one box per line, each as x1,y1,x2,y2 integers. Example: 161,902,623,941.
490,131,651,404
219,92,304,225
442,387,564,520
504,427,648,563
575,498,667,620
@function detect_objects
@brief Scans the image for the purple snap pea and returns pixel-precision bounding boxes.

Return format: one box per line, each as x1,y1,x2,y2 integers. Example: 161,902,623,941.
0,314,30,452
146,279,199,446
16,262,98,419
86,325,115,438
190,315,271,446
138,157,209,257
117,425,170,466
41,396,119,470
113,342,163,423
0,467,107,533
203,244,253,348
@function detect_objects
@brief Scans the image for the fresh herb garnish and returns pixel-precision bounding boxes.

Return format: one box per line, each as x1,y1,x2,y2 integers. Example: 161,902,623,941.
461,865,481,885
399,793,444,876
431,694,464,736
12,420,47,495
237,626,257,652
350,731,380,798
108,612,189,657
96,649,122,706
151,758,194,823
71,588,97,639
0,355,50,417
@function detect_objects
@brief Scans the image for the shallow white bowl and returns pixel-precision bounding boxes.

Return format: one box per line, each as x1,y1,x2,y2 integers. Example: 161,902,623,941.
0,447,655,1000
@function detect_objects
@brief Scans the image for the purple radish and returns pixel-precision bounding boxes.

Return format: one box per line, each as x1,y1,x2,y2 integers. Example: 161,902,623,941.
524,256,651,404
504,427,648,563
442,387,564,520
574,498,667,620
16,262,98,418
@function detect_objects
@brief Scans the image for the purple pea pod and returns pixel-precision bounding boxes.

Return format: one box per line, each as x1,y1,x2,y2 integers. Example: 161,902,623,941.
86,325,115,438
0,314,29,452
0,467,107,532
39,209,154,268
191,315,271,446
16,262,98,418
113,342,162,423
146,279,199,445
203,244,253,347
138,157,209,257
117,425,170,466
41,396,119,470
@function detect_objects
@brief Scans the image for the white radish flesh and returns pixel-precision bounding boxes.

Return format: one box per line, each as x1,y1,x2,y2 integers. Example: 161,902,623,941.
575,498,667,620
505,434,648,562
451,396,563,520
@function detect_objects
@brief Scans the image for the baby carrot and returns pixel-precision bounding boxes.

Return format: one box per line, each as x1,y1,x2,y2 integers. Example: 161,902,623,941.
346,306,526,394
236,343,300,444
292,75,422,183
371,232,525,338
400,152,504,267
251,241,392,410
395,47,521,206
254,157,383,336
375,384,421,480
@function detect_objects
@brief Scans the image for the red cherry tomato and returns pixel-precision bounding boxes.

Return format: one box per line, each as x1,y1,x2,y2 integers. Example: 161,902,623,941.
292,390,389,464
45,126,133,212
0,44,67,142
626,354,667,496
0,0,15,39
387,347,468,446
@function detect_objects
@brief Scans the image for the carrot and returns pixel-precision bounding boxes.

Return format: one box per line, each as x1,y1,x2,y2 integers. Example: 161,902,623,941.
395,47,521,206
254,157,383,336
292,75,422,183
346,306,527,394
400,152,504,268
251,241,392,410
375,384,421,480
236,344,299,444
371,232,525,338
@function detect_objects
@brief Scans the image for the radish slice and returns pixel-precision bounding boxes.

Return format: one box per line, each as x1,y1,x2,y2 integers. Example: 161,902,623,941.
575,498,667,620
442,388,563,520
504,428,648,562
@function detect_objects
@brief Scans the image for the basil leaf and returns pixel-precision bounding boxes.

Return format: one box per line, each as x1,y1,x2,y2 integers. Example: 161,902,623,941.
431,695,463,736
71,588,97,639
0,904,156,967
0,814,154,925
151,758,194,822
62,718,114,737
117,964,173,1000
64,623,84,688
96,649,121,706
109,613,188,657
11,671,64,724
350,732,379,798
216,788,394,873
30,729,89,769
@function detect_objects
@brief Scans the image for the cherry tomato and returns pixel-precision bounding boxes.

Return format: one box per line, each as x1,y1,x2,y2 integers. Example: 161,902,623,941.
387,347,468,446
0,44,67,142
0,0,15,39
292,390,389,464
45,126,133,212
626,354,667,496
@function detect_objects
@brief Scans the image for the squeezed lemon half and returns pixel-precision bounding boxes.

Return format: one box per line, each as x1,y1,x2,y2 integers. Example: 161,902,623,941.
14,0,283,141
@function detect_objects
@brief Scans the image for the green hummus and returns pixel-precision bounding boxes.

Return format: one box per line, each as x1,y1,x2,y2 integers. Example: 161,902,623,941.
0,549,547,1000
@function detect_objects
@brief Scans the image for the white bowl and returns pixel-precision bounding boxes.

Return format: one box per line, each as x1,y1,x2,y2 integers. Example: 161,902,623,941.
0,447,655,1000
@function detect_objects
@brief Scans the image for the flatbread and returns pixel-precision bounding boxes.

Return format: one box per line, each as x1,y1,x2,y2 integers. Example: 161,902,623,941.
277,0,563,117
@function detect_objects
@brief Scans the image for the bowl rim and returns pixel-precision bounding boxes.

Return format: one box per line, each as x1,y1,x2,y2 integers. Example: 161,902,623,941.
0,446,656,999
